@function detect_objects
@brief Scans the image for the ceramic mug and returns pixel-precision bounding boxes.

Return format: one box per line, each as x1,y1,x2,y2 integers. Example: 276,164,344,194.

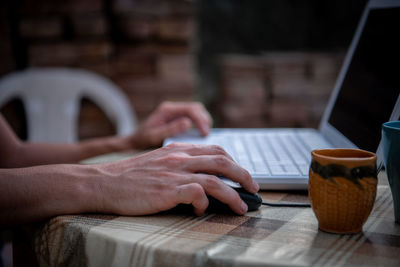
308,149,377,234
382,121,400,223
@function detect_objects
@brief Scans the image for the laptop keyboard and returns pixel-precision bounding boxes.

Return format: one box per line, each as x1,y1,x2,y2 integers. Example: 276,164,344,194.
195,131,330,177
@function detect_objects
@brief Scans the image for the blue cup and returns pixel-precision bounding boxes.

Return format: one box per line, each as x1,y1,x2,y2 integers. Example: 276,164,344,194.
382,121,400,223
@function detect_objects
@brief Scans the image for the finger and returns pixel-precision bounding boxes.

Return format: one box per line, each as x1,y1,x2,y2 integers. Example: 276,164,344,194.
185,154,259,193
163,102,212,136
151,118,192,142
176,183,209,216
192,174,248,215
166,143,234,161
193,104,213,136
191,104,212,136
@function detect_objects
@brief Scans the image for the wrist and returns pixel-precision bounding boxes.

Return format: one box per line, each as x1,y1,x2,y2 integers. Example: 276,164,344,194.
79,136,133,159
76,164,111,214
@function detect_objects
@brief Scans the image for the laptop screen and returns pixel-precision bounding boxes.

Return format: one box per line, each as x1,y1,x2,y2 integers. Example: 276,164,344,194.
328,7,400,152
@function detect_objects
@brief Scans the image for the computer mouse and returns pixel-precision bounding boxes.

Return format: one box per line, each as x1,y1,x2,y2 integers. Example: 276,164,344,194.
170,186,262,214
207,187,262,213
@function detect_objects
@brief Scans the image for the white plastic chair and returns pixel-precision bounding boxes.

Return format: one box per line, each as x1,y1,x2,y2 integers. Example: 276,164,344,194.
0,68,137,143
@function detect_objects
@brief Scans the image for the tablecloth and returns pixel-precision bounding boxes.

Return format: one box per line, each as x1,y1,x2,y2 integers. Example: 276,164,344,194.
31,185,400,267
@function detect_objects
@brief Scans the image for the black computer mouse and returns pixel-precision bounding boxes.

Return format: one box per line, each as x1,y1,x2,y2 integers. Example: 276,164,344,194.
170,186,262,214
207,187,262,213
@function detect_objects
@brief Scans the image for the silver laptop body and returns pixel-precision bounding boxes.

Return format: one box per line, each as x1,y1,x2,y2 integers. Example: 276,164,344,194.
164,0,400,190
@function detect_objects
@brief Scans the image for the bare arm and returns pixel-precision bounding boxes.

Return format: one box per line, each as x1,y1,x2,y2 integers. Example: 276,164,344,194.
0,164,97,225
0,101,212,168
0,143,259,226
0,115,132,167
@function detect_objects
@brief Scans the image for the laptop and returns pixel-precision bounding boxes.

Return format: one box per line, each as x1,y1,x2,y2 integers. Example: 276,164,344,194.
164,0,400,190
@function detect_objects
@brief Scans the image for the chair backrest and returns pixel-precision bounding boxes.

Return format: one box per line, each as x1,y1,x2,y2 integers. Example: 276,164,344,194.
0,68,137,143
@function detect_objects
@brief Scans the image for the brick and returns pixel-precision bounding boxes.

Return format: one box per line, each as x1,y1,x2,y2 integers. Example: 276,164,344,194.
70,13,108,37
220,101,264,118
222,76,266,102
220,55,266,102
265,98,309,127
28,41,113,66
19,17,63,39
307,76,336,98
111,46,157,77
126,88,195,121
263,52,311,99
77,41,113,62
267,72,310,100
128,94,159,121
158,16,194,42
308,52,344,97
116,15,158,40
133,43,189,55
219,101,266,128
262,52,345,101
111,56,156,77
221,55,265,77
116,77,194,96
77,62,113,78
113,0,194,17
310,52,343,77
28,43,78,66
157,53,194,83
115,77,195,119
263,52,311,74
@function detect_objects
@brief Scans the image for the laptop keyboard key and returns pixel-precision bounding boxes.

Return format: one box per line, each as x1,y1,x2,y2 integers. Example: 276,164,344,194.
270,165,286,175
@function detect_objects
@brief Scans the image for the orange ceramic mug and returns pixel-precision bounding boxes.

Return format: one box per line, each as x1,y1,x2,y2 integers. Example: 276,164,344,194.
308,149,377,234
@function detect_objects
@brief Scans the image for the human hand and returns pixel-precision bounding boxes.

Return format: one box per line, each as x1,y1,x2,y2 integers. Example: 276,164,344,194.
93,143,259,216
131,101,212,149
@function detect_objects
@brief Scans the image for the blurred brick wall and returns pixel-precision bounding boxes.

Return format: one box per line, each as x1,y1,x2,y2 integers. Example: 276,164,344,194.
0,0,195,140
218,52,344,128
1,0,347,141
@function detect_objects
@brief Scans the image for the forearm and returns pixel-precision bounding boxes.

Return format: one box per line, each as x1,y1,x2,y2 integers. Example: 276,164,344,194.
3,136,132,168
0,164,102,226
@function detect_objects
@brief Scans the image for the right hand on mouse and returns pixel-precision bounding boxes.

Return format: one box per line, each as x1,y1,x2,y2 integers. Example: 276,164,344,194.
91,143,259,216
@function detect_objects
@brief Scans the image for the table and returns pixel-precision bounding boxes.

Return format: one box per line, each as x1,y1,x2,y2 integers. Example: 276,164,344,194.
24,155,400,267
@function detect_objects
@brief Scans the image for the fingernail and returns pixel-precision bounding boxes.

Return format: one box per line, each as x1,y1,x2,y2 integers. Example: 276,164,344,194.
241,201,248,213
253,180,260,192
201,125,209,136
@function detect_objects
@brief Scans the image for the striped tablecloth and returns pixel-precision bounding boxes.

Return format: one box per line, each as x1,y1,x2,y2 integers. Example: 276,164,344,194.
31,185,400,267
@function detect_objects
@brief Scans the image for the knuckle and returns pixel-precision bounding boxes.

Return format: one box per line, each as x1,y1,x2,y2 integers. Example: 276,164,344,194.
210,145,226,155
188,183,205,198
163,153,187,166
165,142,178,149
165,142,185,149
214,155,230,168
203,175,221,190
158,170,177,180
159,101,171,110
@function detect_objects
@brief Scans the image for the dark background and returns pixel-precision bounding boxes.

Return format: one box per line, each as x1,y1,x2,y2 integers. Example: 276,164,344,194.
0,0,368,139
